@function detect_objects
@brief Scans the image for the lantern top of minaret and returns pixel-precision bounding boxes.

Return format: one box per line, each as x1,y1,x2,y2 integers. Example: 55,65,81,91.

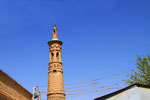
52,24,59,40
48,24,63,45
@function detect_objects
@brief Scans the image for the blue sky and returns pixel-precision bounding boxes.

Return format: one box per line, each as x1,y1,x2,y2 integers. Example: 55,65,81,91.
0,0,150,100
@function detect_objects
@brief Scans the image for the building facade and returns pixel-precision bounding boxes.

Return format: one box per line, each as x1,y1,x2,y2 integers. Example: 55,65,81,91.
47,25,65,100
0,70,32,100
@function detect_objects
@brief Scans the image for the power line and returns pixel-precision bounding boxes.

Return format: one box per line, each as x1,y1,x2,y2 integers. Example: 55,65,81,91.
35,71,130,87
65,82,125,92
65,72,127,90
66,86,126,95
32,71,130,99
64,71,128,85
65,81,99,90
37,82,126,95
35,85,48,87
64,79,99,85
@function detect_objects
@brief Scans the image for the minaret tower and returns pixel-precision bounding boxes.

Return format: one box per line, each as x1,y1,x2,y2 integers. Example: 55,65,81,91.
47,24,65,100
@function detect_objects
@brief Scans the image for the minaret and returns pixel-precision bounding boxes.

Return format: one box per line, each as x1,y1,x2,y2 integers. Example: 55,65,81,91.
47,24,65,100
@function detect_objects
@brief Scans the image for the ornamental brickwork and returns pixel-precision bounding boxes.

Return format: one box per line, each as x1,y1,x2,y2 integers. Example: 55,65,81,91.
47,25,65,100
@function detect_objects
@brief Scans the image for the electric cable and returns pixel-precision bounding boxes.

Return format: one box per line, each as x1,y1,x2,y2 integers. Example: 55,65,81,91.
35,71,130,87
65,82,125,92
65,73,127,90
66,86,126,95
64,71,129,85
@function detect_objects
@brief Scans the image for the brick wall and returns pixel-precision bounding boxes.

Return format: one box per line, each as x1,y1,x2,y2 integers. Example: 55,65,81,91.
0,70,32,100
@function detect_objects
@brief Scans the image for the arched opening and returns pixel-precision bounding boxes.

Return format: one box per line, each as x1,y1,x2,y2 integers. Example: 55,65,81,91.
56,52,59,58
53,70,57,73
51,53,54,58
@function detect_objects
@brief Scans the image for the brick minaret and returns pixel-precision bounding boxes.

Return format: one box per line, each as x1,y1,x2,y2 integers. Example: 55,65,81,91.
47,25,65,100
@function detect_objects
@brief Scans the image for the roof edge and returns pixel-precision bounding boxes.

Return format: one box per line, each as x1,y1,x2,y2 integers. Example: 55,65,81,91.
0,69,32,97
94,83,150,100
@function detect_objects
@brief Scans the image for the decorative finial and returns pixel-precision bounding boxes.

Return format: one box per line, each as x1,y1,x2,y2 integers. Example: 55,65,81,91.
53,21,56,29
54,22,56,27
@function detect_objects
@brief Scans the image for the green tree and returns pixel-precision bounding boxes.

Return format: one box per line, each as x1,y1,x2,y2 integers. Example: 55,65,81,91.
126,54,150,86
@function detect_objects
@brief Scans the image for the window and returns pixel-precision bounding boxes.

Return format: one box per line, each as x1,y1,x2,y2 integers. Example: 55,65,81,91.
53,70,57,72
56,52,59,58
51,53,54,58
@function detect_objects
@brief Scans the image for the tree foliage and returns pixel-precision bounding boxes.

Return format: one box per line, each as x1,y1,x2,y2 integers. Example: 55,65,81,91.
126,54,150,86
